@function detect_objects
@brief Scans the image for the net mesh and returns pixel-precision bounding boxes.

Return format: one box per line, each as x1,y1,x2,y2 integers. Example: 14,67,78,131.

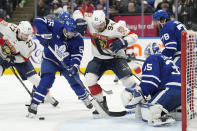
185,30,197,130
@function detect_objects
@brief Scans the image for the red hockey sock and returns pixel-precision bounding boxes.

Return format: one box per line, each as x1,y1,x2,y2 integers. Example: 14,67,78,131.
88,84,102,96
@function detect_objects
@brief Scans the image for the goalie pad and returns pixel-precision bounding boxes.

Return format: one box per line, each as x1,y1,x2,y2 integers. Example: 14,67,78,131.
140,103,175,126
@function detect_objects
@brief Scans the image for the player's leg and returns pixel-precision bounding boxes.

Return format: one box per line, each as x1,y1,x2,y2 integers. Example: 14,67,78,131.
141,86,181,126
112,58,137,88
85,57,107,106
62,70,93,109
14,61,59,107
26,60,57,117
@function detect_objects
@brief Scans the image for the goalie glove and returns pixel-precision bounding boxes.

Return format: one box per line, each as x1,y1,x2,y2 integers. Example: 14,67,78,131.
121,84,143,109
109,38,128,53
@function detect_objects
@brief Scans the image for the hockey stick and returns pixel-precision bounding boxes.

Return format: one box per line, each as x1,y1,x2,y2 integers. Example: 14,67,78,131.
10,66,32,97
101,47,145,62
48,46,143,117
48,46,110,117
78,69,113,95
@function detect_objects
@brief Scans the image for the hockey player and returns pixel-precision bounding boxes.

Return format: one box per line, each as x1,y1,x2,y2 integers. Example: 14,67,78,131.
72,10,138,113
153,9,187,70
27,16,93,117
121,42,181,126
0,19,58,107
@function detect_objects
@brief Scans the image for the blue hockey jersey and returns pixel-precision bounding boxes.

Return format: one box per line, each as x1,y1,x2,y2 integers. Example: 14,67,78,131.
140,54,181,96
33,17,84,67
160,20,187,58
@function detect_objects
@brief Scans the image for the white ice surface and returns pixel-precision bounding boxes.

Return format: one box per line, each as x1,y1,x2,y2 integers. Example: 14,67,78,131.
0,75,183,131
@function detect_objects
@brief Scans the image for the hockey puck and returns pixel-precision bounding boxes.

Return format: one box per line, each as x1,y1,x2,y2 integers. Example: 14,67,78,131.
39,117,45,120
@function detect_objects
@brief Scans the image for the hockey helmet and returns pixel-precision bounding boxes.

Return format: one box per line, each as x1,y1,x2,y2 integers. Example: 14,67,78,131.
18,21,33,35
59,12,71,22
153,9,169,21
92,10,106,26
64,18,76,33
144,42,160,56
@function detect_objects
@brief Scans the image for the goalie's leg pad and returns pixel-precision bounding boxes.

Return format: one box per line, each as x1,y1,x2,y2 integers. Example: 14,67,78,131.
140,103,175,126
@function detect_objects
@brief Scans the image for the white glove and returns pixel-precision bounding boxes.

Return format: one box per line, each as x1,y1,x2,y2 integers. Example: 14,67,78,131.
121,84,143,109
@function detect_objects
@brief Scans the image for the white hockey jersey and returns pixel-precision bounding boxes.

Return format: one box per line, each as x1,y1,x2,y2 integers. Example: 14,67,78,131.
0,20,35,63
73,10,138,59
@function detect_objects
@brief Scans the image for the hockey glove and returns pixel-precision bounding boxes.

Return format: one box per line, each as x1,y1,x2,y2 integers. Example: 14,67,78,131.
127,53,135,62
121,84,143,109
68,64,79,77
0,55,15,68
75,18,87,36
109,38,128,53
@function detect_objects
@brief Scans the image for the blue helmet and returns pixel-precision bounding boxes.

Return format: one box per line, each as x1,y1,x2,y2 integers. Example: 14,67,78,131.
153,10,169,20
59,12,71,22
144,42,160,56
64,18,76,33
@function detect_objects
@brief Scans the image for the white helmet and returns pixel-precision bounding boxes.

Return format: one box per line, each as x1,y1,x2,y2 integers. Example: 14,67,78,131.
92,10,106,26
18,21,33,35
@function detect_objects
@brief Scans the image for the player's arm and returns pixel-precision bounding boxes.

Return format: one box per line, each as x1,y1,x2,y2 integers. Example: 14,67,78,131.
109,23,138,53
66,36,84,76
68,36,84,67
139,55,160,96
33,17,53,47
161,33,177,57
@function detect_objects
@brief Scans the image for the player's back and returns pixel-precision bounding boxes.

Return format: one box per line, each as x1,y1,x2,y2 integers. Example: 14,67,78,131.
140,54,181,96
160,20,187,57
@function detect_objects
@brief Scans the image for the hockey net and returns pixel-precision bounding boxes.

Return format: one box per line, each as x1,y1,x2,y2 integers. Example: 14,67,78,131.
181,30,197,131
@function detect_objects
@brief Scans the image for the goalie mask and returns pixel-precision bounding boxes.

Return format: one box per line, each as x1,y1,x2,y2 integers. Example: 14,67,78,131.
144,42,160,57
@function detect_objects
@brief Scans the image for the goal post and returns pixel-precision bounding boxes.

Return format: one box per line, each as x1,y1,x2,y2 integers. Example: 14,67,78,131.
181,30,197,131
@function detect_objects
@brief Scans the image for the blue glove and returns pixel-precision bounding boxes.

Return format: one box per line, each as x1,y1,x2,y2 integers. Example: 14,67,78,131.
68,65,78,77
75,18,87,36
109,39,128,53
36,36,51,48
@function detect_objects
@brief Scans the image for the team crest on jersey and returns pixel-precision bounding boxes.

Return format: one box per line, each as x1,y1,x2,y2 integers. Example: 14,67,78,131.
55,44,69,60
117,26,127,35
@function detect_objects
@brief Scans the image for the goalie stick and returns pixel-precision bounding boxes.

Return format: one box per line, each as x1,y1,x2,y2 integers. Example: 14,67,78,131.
10,66,32,97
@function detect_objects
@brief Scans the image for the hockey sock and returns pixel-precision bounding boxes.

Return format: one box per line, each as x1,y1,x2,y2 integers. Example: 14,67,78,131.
32,74,55,105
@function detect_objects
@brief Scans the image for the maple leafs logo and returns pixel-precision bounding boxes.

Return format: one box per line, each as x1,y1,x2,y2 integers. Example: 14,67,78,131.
55,44,69,61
